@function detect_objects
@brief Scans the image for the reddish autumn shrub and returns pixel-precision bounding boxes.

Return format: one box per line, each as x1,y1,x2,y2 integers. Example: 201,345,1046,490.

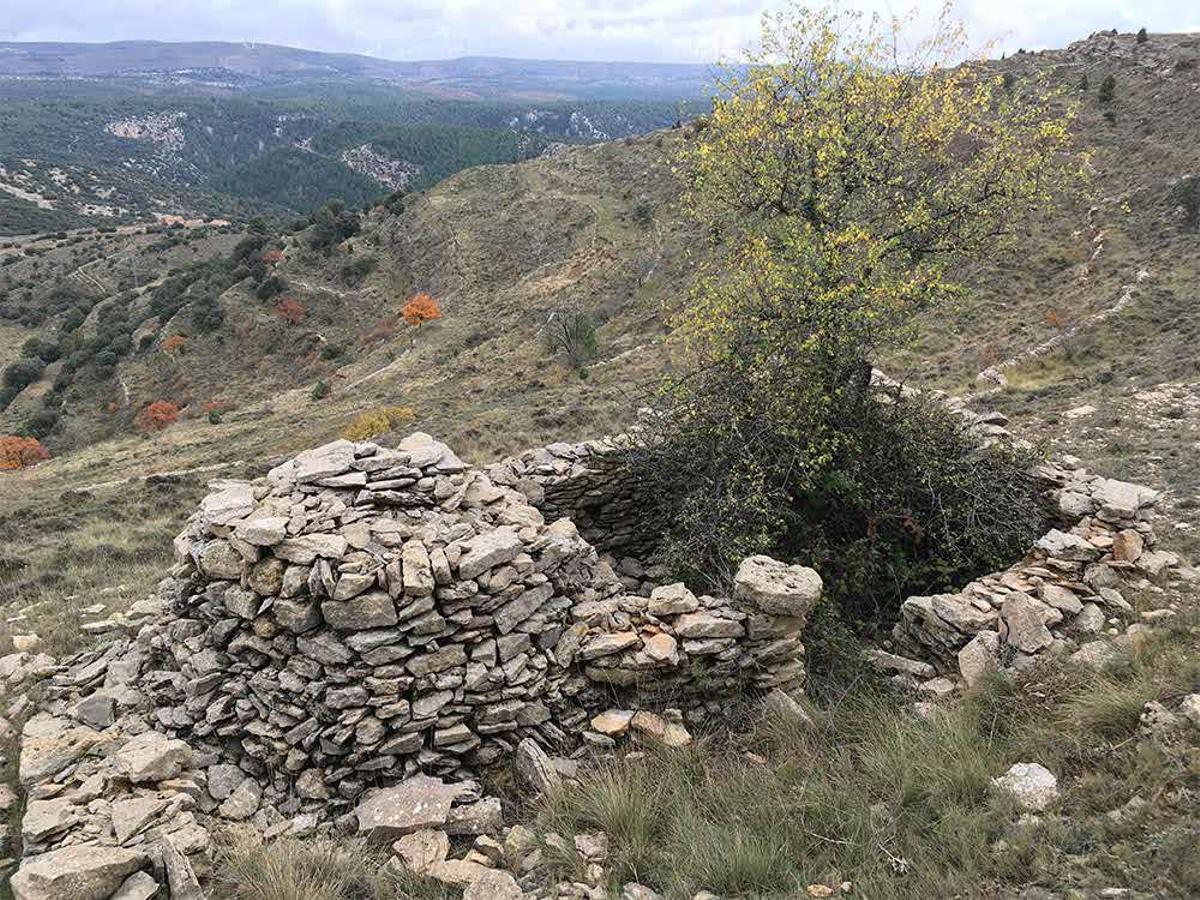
402,292,442,329
261,249,284,265
0,436,50,470
161,334,187,353
276,298,306,326
136,400,180,432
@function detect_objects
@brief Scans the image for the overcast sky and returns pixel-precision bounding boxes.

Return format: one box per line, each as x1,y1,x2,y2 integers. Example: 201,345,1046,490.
0,0,1196,63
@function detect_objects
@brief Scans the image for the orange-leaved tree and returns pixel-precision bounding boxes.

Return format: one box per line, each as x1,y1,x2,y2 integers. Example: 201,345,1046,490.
276,298,306,325
161,334,187,353
401,292,442,330
0,436,50,470
136,400,180,432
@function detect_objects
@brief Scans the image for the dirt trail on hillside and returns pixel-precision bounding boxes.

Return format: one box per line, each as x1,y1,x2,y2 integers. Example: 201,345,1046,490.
75,459,244,493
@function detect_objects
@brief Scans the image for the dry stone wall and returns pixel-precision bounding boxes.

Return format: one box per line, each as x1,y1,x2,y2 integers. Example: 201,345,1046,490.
883,445,1180,692
5,432,825,898
487,436,662,559
154,433,818,791
888,460,1178,688
3,409,1191,899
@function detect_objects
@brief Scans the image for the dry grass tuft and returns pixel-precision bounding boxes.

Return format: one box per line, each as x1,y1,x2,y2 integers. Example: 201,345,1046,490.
211,830,454,900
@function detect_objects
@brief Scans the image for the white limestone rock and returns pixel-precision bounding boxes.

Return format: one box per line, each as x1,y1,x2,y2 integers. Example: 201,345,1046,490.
9,845,147,900
733,555,823,618
992,762,1059,811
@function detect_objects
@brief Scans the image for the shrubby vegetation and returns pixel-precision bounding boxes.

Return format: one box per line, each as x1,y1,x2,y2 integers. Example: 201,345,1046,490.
305,201,361,252
340,254,377,286
135,400,180,432
0,435,50,469
401,292,442,333
340,406,416,441
544,310,598,374
1170,174,1200,232
633,6,1079,621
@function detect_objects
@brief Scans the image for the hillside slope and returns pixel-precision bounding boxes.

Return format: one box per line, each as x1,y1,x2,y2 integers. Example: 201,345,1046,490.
2,30,1200,634
2,128,694,470
893,30,1200,534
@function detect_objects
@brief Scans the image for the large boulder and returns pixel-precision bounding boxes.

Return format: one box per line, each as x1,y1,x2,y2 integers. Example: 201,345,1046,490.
18,715,99,787
117,731,192,784
733,555,822,619
354,774,468,841
268,439,357,486
10,845,147,900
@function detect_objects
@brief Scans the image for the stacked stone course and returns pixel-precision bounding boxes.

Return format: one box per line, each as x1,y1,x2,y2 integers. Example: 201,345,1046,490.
487,436,661,560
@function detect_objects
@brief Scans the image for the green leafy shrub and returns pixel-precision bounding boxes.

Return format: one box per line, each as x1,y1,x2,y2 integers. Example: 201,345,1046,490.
340,254,377,287
0,357,45,408
191,295,224,333
638,394,1049,624
305,201,361,251
1170,174,1200,232
633,201,655,229
256,275,287,301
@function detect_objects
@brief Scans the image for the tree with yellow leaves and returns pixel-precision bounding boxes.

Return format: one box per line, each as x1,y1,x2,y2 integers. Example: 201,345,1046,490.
636,2,1081,599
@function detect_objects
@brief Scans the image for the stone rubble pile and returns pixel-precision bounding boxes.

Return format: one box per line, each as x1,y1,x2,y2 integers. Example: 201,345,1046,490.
5,432,825,899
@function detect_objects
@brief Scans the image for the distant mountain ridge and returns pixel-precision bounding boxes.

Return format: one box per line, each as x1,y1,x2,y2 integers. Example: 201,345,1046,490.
0,40,717,101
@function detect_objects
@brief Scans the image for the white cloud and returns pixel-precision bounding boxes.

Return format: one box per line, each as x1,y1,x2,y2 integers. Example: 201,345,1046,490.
0,0,1195,62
